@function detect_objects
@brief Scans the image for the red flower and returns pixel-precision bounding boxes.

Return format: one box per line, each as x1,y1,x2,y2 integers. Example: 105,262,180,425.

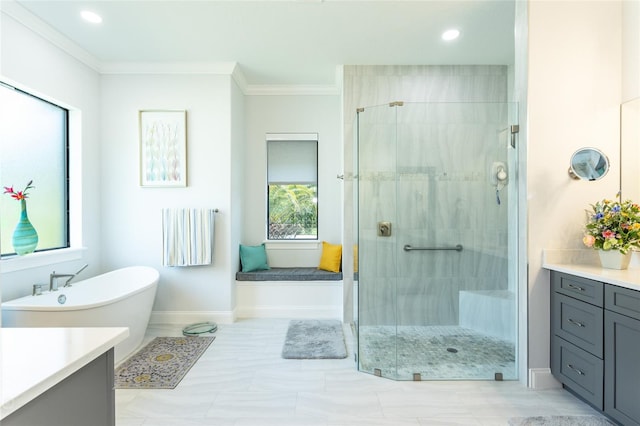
4,181,34,201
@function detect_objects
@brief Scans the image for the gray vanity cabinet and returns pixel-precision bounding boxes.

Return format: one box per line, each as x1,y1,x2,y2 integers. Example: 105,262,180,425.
550,271,640,426
550,272,604,409
604,285,640,426
3,349,115,426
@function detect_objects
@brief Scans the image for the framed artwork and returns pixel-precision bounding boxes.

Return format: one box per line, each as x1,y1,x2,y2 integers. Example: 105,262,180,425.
139,110,187,187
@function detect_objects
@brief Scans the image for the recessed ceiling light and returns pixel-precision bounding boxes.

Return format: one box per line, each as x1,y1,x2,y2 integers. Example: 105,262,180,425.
81,10,102,24
441,29,460,41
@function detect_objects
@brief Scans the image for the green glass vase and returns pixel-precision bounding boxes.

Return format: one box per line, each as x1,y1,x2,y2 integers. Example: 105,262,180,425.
12,199,38,255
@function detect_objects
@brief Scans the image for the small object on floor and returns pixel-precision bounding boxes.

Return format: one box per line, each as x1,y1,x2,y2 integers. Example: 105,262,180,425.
182,321,217,336
508,415,615,425
114,336,214,389
282,319,347,359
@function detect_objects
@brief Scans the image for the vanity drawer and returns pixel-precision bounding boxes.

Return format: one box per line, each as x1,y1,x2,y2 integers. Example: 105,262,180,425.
553,293,603,358
552,272,603,306
605,284,640,321
552,336,604,410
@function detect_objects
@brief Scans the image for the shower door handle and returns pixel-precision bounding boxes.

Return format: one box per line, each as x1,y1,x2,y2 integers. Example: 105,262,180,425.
403,244,463,252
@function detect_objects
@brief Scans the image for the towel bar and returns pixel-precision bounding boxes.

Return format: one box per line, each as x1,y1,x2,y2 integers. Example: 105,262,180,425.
403,244,463,252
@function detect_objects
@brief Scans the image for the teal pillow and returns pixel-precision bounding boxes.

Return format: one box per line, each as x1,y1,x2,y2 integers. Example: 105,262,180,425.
239,243,270,272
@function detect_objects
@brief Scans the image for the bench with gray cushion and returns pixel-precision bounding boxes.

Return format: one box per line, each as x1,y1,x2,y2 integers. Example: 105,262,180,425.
235,267,342,281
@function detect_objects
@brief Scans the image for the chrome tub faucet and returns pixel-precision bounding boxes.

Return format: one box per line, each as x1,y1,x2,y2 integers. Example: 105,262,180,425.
49,264,88,291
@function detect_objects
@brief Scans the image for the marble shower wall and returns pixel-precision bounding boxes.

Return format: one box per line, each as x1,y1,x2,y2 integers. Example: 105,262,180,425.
347,66,512,328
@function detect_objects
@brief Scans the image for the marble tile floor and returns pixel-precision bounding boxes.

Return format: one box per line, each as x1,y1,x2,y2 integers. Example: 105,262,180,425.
116,318,606,426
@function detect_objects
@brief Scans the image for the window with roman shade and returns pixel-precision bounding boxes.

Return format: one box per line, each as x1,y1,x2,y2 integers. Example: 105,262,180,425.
266,133,318,240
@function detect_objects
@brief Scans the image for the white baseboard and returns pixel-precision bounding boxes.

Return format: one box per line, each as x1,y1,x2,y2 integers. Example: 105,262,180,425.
528,368,561,389
236,305,342,319
150,310,236,325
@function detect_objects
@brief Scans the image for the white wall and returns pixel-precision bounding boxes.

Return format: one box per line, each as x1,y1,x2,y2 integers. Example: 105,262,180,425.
100,73,237,321
229,77,245,310
622,0,640,101
527,0,622,376
243,95,342,267
0,11,101,302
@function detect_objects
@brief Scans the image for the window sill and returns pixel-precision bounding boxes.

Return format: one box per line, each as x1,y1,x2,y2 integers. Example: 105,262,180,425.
264,241,320,250
0,247,87,273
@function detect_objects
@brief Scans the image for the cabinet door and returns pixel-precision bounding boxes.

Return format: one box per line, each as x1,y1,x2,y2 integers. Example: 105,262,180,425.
552,336,603,409
553,292,603,358
604,310,640,426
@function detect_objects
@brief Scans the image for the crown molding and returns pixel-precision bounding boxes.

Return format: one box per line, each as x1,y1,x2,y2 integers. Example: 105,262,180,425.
100,61,239,75
244,84,340,96
1,0,102,72
231,64,249,93
99,63,339,96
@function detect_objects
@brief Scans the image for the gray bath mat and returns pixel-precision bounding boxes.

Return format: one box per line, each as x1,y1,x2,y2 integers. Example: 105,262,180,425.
282,319,348,359
508,415,615,425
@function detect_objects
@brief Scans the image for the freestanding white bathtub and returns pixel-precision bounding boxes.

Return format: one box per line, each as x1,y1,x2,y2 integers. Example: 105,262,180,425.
1,266,159,364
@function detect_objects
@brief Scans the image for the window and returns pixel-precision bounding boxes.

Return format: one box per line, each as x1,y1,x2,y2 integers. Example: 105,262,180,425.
0,82,69,256
267,134,318,240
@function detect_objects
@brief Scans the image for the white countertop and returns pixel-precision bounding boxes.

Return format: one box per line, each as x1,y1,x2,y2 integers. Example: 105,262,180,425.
0,327,129,420
542,249,640,291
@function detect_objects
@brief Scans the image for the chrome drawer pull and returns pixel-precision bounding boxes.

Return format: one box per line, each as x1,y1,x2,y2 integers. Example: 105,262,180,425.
566,364,585,376
567,284,585,292
567,318,585,327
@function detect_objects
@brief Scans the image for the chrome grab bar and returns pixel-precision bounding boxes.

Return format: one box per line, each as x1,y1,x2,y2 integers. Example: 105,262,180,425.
403,244,463,252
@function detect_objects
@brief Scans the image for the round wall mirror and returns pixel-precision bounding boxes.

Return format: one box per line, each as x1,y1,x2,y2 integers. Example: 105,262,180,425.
568,148,610,181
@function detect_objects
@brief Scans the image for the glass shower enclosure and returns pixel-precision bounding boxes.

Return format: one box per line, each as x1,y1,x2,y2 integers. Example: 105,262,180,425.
354,101,519,381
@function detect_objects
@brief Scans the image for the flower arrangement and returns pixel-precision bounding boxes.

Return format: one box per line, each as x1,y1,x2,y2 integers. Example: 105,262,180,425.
583,196,640,254
4,180,34,201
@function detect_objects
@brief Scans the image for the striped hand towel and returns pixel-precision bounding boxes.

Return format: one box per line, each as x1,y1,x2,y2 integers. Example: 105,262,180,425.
162,208,215,267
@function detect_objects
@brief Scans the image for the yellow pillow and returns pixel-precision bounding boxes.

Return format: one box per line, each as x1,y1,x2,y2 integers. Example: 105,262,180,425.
318,241,342,273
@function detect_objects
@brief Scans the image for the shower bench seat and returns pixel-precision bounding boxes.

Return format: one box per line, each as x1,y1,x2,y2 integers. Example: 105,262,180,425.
236,268,343,319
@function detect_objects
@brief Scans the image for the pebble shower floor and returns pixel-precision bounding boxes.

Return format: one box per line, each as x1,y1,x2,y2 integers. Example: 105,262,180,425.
358,325,516,380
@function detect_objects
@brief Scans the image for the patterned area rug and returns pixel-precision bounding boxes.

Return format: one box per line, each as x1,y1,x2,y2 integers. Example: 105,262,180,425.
508,416,615,425
115,336,214,389
282,319,348,359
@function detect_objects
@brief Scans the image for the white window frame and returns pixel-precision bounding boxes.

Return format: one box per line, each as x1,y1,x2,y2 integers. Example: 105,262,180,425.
266,132,319,241
0,79,84,273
